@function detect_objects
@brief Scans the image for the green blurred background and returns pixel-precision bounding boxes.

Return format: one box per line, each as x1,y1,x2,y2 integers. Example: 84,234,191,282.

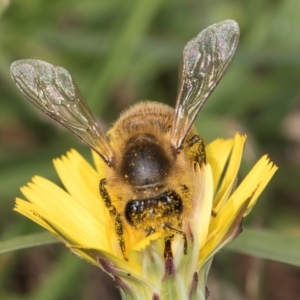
0,0,300,299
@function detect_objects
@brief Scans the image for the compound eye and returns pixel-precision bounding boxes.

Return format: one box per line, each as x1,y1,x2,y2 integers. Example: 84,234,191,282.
121,135,171,186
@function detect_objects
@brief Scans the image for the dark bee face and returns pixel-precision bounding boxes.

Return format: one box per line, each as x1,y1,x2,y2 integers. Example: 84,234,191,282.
121,134,171,187
124,190,183,228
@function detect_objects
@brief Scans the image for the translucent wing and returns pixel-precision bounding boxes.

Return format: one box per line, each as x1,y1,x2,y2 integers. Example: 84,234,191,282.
10,59,114,164
171,20,240,149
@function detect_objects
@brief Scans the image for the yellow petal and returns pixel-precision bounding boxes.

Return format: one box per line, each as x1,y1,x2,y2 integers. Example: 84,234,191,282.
187,163,213,250
14,198,56,234
53,149,106,215
199,155,277,264
211,134,246,214
206,137,235,194
243,155,278,215
16,156,119,255
91,149,108,178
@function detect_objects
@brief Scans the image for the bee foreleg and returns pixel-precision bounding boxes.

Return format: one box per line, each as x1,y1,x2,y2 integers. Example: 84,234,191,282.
164,235,174,259
146,226,156,237
99,179,126,259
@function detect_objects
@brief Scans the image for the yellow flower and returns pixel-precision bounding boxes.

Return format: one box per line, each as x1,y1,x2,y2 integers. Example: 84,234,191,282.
14,133,277,300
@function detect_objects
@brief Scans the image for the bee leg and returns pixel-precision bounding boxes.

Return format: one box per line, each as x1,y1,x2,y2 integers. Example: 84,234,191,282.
187,134,206,164
164,235,174,259
99,179,126,259
163,224,187,255
146,226,156,237
146,227,175,259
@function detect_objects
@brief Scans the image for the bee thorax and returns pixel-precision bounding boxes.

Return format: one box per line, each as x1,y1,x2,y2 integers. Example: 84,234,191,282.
121,134,171,186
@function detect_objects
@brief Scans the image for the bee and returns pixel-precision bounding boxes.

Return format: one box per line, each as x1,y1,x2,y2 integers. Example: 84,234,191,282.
10,20,240,258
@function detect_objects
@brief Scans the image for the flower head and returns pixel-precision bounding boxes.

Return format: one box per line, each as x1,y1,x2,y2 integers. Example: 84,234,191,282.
15,133,277,299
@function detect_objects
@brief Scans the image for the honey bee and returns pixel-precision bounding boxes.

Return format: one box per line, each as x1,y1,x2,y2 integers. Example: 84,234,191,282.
10,20,240,258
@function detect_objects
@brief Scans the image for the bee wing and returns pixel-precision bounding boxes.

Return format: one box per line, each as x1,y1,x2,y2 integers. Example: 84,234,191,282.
10,59,114,164
171,20,240,149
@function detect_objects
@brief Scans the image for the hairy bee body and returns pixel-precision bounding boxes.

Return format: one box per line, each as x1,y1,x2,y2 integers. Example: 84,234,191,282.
104,101,205,233
11,20,240,257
